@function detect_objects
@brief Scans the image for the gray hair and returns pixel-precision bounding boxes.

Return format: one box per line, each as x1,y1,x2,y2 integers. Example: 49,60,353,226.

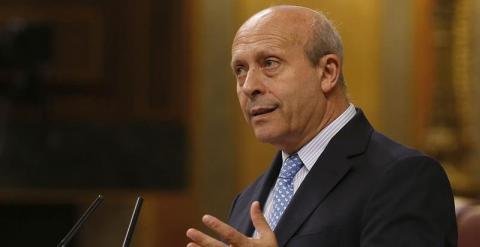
304,12,345,84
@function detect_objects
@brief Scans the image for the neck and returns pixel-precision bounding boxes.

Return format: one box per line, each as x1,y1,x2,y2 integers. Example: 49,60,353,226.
281,98,350,154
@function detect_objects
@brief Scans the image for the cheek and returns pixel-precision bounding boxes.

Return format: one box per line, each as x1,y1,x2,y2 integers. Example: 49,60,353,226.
236,94,250,119
280,82,320,123
237,93,246,108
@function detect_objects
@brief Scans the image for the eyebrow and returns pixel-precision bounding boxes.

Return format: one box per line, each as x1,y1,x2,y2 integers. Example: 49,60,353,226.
231,48,285,68
230,59,241,69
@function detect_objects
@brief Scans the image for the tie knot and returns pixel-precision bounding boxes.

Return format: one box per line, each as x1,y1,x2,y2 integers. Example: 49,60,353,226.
279,153,303,180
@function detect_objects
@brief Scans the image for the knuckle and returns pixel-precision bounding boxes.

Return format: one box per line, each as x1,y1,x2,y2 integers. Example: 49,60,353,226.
209,220,220,229
223,229,236,241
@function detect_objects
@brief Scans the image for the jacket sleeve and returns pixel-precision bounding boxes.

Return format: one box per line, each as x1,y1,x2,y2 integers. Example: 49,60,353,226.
360,155,457,247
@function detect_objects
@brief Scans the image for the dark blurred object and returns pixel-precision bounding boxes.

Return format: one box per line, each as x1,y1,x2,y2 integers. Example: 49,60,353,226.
0,203,76,246
0,2,188,190
0,122,187,189
0,19,52,104
0,20,52,67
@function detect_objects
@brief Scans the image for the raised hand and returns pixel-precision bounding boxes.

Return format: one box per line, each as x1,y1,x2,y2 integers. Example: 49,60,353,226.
186,201,278,247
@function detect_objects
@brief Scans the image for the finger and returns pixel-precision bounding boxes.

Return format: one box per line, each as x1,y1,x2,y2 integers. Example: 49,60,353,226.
186,243,201,247
250,201,274,238
186,228,225,247
202,214,248,245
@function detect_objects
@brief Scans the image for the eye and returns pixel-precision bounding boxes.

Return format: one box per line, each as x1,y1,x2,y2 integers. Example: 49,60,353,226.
263,58,280,69
234,65,248,78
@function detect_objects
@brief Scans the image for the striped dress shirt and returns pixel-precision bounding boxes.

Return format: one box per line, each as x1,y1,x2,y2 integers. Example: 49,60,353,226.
255,104,356,237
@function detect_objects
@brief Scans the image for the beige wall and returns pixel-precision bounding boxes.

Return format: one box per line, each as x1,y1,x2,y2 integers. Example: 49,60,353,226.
190,0,238,220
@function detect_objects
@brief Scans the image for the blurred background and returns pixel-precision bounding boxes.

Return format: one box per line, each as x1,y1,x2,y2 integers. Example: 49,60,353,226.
0,0,479,246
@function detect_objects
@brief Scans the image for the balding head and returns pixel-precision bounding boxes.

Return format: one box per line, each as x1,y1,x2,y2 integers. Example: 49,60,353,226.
234,5,345,84
231,5,349,152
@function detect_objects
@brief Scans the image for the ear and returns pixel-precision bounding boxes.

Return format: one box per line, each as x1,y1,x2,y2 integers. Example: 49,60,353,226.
318,54,341,93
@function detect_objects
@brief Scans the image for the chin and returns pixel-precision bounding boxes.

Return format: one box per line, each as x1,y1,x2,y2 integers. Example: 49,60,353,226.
253,127,283,145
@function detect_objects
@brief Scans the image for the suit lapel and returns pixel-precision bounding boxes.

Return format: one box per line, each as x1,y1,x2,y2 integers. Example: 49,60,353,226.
235,153,283,235
274,109,373,246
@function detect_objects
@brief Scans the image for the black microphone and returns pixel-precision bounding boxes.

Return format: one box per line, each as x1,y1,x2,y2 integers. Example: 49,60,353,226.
122,196,144,247
57,194,104,247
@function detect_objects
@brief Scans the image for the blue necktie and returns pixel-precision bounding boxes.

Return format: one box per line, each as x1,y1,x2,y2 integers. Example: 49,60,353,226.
267,153,303,230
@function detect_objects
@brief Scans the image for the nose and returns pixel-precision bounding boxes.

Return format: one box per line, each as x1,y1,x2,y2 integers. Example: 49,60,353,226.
241,68,265,98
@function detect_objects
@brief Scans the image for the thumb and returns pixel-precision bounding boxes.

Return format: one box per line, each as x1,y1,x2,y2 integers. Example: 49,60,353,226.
250,201,274,237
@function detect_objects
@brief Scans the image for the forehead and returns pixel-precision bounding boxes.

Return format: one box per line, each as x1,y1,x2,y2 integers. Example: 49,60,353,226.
231,18,306,63
232,32,294,54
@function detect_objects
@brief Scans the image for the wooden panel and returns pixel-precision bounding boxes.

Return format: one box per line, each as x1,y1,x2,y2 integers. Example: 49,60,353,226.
0,1,194,247
0,2,105,86
0,0,189,120
0,0,190,188
143,0,190,120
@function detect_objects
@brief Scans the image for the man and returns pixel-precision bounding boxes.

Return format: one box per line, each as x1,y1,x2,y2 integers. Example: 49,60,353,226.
186,5,457,247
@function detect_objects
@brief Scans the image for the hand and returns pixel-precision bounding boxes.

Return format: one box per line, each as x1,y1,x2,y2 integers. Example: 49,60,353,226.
186,201,278,247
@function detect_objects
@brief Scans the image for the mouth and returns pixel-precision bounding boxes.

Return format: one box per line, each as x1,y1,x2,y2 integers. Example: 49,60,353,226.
250,105,278,118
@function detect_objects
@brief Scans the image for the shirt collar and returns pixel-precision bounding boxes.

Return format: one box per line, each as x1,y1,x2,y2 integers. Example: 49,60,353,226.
282,104,356,171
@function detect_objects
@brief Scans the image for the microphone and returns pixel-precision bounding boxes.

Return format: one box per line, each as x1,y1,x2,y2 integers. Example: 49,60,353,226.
122,196,144,247
57,194,104,247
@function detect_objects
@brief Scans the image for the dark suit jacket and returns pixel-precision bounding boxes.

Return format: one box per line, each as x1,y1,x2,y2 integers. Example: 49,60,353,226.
227,109,457,246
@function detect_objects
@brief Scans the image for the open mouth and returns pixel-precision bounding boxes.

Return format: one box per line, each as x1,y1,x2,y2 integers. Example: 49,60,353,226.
251,106,277,117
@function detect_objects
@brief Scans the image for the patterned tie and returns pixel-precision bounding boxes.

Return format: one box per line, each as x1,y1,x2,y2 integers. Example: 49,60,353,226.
267,153,303,230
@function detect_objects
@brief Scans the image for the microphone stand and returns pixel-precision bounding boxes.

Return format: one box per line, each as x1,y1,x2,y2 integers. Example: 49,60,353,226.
57,195,104,247
122,196,144,247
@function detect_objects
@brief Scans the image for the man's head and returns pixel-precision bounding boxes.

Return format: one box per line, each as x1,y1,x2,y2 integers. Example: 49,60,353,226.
231,5,349,153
